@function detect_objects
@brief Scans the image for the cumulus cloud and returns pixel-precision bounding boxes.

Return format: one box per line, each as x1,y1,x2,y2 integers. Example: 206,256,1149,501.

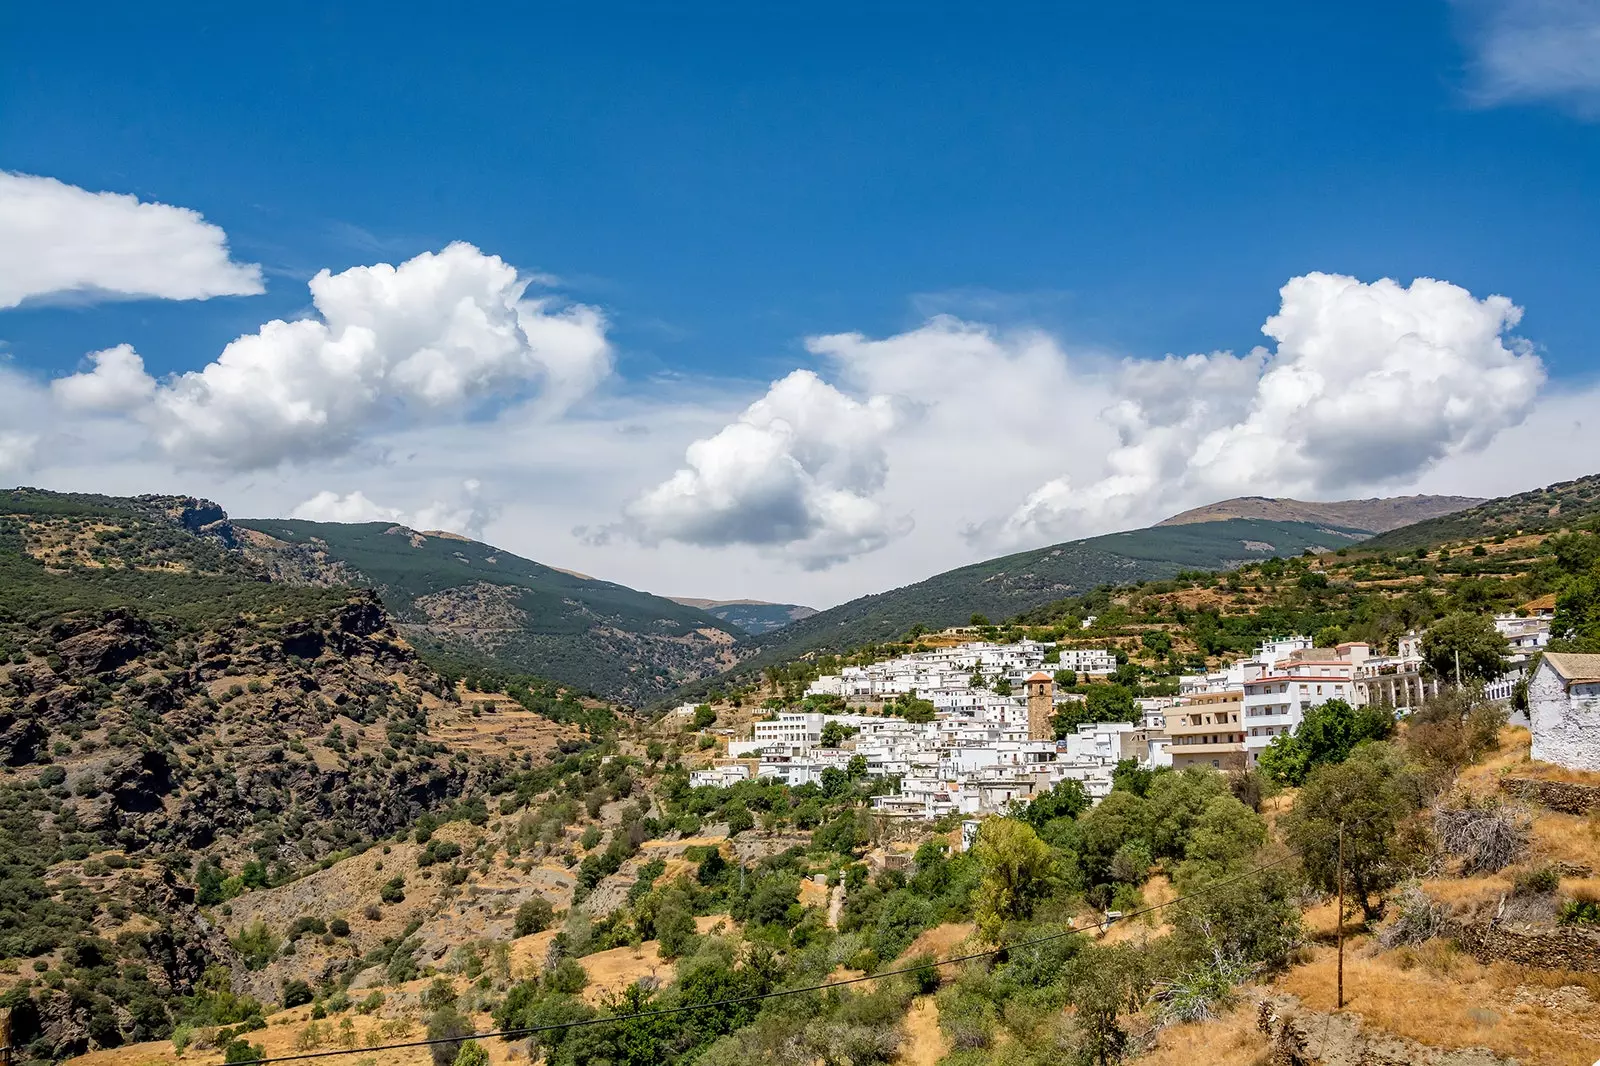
0,172,263,309
990,273,1544,545
291,478,497,539
119,242,611,469
612,369,908,569
51,344,158,412
0,433,37,480
1455,0,1600,114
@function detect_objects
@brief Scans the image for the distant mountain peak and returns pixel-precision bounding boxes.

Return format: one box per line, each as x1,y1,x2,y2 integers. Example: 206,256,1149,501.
1156,494,1484,533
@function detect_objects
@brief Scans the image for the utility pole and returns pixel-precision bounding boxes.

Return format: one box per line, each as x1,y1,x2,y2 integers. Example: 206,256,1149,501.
1336,820,1346,1010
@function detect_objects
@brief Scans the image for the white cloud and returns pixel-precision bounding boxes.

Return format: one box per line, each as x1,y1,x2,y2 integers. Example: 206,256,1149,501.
990,273,1544,545
290,478,497,539
0,432,37,480
51,344,158,412
126,242,611,469
613,369,909,569
1455,0,1600,113
0,172,263,309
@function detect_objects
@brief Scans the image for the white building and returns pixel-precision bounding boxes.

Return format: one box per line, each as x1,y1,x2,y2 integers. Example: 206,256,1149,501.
1529,653,1600,772
689,763,751,788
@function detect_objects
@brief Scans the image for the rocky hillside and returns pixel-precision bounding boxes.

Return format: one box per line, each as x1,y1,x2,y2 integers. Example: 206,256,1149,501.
1156,493,1483,532
1361,472,1600,550
0,489,590,1059
232,519,742,706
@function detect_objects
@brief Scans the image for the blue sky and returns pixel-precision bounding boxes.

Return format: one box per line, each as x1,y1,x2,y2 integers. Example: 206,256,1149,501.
2,1,1598,606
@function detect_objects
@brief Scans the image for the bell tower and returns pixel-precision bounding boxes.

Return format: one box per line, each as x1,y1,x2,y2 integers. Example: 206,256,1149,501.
1026,671,1054,741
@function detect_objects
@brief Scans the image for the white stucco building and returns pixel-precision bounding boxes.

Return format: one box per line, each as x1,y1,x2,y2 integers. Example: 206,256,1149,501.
1529,652,1600,772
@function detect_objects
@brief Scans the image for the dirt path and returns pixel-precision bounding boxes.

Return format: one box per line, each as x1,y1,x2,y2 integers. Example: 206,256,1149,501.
828,882,845,928
898,995,947,1066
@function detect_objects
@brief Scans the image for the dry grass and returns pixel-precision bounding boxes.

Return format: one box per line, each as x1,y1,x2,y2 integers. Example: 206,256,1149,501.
1133,1004,1267,1066
897,995,949,1066
1275,942,1600,1065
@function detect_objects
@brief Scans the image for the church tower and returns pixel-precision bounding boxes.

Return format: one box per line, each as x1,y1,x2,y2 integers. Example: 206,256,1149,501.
1026,671,1054,741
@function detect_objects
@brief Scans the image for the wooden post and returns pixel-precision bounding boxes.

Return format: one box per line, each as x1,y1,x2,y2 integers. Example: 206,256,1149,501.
1336,820,1346,1010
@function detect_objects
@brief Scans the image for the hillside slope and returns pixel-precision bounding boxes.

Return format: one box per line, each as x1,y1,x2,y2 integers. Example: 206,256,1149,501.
0,488,549,1057
738,518,1370,667
1360,472,1600,550
233,519,741,705
1157,493,1482,532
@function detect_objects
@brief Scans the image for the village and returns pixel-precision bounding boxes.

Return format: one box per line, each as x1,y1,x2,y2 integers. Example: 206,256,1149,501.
684,602,1600,823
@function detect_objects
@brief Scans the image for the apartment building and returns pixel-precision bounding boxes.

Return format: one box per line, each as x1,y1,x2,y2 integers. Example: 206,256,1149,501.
1166,690,1246,770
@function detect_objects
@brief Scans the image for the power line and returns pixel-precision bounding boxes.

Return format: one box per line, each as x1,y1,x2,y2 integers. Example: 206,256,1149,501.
221,848,1302,1064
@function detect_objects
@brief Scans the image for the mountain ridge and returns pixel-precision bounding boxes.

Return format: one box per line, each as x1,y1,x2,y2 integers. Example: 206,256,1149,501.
1157,493,1484,532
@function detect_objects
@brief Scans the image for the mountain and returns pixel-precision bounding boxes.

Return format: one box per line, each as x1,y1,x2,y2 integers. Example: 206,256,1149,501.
231,518,742,705
666,597,818,635
1359,472,1600,551
1157,493,1483,532
0,487,550,1056
735,517,1374,670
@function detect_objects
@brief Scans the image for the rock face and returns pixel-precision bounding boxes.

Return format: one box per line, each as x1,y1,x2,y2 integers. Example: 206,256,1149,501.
1157,494,1486,532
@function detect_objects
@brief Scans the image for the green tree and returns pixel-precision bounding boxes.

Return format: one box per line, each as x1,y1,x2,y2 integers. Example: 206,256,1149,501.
846,753,868,779
1281,744,1424,920
223,1040,265,1063
1257,698,1395,785
514,896,555,938
973,819,1057,943
900,697,936,724
426,1005,472,1066
1066,946,1134,1065
1020,779,1090,827
1421,612,1509,683
994,677,1013,696
819,720,858,748
452,1041,490,1066
693,704,717,730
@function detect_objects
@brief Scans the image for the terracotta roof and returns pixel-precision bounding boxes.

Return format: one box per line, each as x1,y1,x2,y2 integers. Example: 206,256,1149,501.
1542,652,1600,685
1523,594,1558,612
1026,671,1052,682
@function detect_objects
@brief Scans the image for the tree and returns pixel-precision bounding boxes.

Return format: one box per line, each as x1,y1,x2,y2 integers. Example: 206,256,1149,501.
514,897,555,938
426,1006,473,1066
970,613,991,627
693,704,717,730
223,1040,265,1063
819,767,851,798
452,1041,490,1066
1066,946,1135,1065
900,697,936,724
281,979,313,1008
1281,744,1424,920
1421,612,1509,683
819,720,858,748
1020,779,1090,827
1054,669,1077,688
1404,687,1508,772
973,819,1057,943
1257,699,1395,785
846,754,868,779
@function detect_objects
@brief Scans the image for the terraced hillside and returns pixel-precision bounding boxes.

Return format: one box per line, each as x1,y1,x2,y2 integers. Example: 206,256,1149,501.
1361,473,1600,551
233,519,743,706
735,518,1375,672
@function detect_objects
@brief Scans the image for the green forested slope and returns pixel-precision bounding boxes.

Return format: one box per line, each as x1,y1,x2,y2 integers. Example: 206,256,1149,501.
738,518,1370,668
233,519,741,704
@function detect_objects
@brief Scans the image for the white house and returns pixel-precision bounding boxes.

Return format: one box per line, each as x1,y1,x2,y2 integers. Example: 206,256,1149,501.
1529,652,1600,772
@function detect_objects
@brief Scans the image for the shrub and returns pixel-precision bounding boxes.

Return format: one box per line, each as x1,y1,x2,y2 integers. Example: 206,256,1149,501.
379,877,405,904
1559,890,1600,926
1512,865,1561,897
544,957,588,994
281,979,314,1008
514,897,554,938
1378,881,1447,949
329,917,351,937
906,953,940,995
223,1040,265,1063
1432,793,1529,874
